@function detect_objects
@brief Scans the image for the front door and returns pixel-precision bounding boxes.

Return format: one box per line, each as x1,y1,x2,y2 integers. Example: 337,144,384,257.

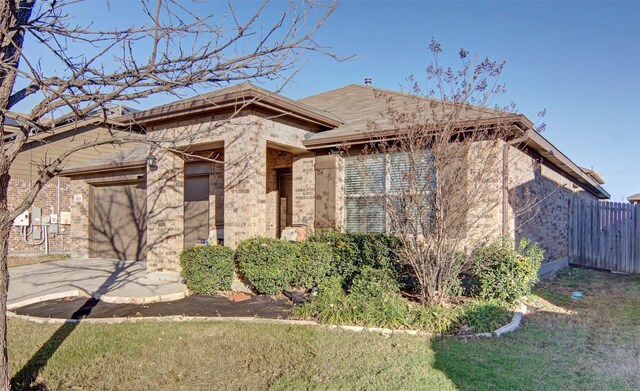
184,175,210,247
277,170,293,237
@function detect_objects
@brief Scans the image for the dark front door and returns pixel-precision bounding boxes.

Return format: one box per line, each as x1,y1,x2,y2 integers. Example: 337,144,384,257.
184,175,210,247
278,170,293,237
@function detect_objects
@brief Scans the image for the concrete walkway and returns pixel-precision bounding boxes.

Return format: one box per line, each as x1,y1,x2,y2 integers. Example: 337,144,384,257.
8,258,188,307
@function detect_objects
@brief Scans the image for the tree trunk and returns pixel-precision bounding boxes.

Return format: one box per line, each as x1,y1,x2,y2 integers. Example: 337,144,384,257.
0,173,11,391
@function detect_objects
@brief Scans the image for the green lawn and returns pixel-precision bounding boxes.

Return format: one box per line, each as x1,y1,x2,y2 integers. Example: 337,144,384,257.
9,268,640,390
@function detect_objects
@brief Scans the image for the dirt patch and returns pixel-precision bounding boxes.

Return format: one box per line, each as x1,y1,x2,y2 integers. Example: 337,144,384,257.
8,253,70,268
13,294,293,320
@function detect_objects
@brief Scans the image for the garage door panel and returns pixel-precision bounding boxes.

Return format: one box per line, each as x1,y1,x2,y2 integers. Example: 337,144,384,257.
91,182,147,261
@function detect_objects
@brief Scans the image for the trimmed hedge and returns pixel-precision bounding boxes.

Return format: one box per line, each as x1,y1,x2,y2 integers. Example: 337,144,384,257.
179,246,235,294
470,238,543,303
235,238,334,295
308,231,402,286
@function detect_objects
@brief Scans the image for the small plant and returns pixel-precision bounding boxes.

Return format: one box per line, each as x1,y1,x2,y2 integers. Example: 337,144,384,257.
179,246,235,294
461,300,511,333
292,270,409,328
471,238,543,303
409,305,462,334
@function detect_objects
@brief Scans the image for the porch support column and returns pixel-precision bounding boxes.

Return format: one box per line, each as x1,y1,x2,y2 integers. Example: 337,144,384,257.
224,132,267,248
146,148,185,272
70,179,91,258
314,154,345,231
292,153,316,229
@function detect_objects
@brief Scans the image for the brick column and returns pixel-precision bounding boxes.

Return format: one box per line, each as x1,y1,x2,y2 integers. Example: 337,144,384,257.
70,179,91,258
146,149,184,272
223,132,267,248
314,154,345,231
292,153,316,229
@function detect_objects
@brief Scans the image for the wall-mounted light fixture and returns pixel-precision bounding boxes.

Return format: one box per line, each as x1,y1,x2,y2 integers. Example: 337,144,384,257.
146,153,158,172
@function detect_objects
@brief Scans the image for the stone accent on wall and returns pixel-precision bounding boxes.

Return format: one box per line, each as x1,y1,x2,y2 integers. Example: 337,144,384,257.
314,154,345,231
7,177,73,254
146,149,185,272
70,179,90,258
292,153,316,229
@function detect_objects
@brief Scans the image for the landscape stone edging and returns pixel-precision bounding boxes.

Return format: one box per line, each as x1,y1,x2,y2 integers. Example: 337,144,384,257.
6,293,527,338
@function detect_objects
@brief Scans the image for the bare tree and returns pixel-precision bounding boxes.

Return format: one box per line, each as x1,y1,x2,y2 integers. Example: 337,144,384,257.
348,39,540,305
0,0,338,388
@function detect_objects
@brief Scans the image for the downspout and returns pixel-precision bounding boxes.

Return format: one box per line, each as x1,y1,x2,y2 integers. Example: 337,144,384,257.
502,129,529,239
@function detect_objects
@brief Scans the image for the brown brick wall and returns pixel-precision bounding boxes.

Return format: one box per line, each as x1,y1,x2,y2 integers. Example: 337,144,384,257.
146,148,184,271
507,146,597,262
7,177,73,254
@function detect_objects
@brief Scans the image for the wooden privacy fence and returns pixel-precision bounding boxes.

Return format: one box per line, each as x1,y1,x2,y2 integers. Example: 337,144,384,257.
569,197,640,273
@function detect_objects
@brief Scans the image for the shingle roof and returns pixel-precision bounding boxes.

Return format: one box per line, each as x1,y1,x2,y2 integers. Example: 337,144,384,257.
628,193,640,202
127,82,341,128
299,84,504,146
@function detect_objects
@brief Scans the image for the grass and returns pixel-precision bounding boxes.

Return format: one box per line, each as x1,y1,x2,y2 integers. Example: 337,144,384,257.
8,267,640,390
8,253,69,268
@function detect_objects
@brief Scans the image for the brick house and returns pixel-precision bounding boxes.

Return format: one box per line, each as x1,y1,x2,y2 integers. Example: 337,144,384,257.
4,108,141,254
60,83,609,272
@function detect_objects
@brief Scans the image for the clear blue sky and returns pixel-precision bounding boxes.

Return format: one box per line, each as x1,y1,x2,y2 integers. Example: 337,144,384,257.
15,1,640,201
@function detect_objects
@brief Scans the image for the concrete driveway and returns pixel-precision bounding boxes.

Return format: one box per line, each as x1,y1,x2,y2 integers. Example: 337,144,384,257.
8,258,188,307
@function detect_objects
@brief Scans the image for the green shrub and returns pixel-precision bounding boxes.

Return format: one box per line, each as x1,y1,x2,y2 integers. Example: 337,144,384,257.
292,270,513,333
307,230,359,281
351,233,401,272
235,238,334,294
291,241,334,289
308,231,402,286
471,238,543,303
236,238,296,294
292,268,409,329
460,300,512,333
348,267,400,300
179,246,234,294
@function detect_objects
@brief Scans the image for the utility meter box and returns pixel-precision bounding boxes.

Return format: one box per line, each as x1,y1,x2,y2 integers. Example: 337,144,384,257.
13,210,30,226
60,211,71,225
31,207,42,226
50,214,58,224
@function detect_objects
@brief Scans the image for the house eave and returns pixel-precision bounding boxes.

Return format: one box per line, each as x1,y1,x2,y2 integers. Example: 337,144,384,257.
124,86,342,130
60,160,146,177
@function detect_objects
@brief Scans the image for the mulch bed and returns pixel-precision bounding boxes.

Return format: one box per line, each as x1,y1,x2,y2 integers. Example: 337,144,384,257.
13,294,293,320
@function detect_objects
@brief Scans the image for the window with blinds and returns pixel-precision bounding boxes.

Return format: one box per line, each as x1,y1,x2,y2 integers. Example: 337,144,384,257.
344,154,386,233
344,151,434,234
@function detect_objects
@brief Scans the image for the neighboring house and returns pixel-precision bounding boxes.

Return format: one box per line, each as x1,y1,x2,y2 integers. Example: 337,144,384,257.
629,193,640,204
4,108,142,254
60,83,609,272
